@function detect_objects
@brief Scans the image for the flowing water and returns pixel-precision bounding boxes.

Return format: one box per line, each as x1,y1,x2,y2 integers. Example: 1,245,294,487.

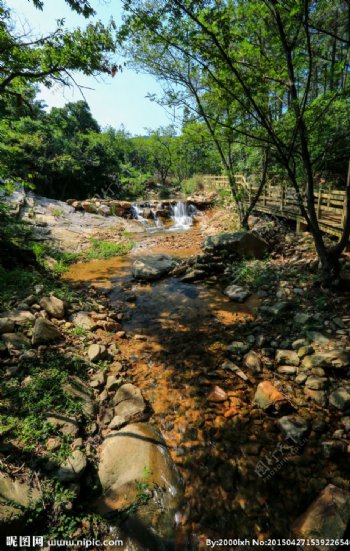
131,201,196,232
65,228,266,549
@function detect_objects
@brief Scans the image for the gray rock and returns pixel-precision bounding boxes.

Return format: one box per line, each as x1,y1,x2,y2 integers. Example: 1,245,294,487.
87,343,107,363
0,318,15,334
295,373,308,385
227,341,250,355
305,375,328,390
112,383,146,425
57,449,87,482
276,349,300,366
0,310,35,326
202,231,268,259
292,485,350,549
268,301,291,317
62,376,96,418
32,318,62,345
303,349,350,370
329,388,350,411
277,415,308,443
2,332,30,352
277,365,298,375
306,331,330,345
98,205,111,216
70,311,97,331
294,313,314,325
132,254,178,281
304,387,327,406
46,413,80,437
39,295,65,319
224,284,251,302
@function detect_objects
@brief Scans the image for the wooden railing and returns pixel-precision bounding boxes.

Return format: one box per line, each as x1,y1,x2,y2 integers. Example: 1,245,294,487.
200,174,347,238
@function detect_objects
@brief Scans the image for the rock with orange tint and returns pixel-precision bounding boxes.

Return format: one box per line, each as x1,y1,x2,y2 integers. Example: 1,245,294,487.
292,485,350,550
254,381,293,413
207,386,228,402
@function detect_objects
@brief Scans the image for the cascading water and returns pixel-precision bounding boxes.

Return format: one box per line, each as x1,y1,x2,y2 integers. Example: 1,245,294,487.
170,202,196,230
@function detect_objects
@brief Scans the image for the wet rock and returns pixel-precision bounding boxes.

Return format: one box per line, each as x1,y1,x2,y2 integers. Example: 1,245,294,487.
305,375,328,390
254,381,292,413
329,388,350,411
277,415,308,443
97,422,183,548
297,345,314,359
292,485,350,549
2,333,30,352
222,360,249,381
0,473,42,532
70,311,97,331
207,386,228,402
39,295,65,319
32,319,62,345
112,383,146,424
224,284,251,302
87,344,107,363
132,254,178,281
303,349,350,370
202,231,268,259
276,349,300,366
243,351,261,372
57,450,87,482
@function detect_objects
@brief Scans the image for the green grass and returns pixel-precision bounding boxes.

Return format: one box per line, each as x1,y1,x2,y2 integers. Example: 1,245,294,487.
0,355,88,452
51,208,63,218
84,238,134,260
230,258,277,290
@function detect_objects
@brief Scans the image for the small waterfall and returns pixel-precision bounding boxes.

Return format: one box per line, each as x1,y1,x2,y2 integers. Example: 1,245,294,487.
170,202,196,230
151,208,163,228
131,204,146,222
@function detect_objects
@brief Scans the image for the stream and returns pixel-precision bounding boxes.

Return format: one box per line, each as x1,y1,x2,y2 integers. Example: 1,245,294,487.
65,225,265,550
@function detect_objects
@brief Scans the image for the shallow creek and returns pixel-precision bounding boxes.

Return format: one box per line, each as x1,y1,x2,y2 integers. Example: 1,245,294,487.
64,229,282,550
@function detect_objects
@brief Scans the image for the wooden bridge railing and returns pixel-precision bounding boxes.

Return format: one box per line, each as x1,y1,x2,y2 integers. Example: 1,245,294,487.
200,174,347,239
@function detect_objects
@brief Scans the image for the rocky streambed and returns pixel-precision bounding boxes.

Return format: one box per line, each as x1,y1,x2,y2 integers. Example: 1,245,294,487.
2,208,350,550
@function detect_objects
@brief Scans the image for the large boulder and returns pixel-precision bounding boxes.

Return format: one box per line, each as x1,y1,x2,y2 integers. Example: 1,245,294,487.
132,254,178,281
202,231,268,259
97,422,183,549
32,319,62,345
292,485,350,550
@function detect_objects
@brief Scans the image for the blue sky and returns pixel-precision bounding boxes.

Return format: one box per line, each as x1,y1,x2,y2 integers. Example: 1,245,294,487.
9,0,174,134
